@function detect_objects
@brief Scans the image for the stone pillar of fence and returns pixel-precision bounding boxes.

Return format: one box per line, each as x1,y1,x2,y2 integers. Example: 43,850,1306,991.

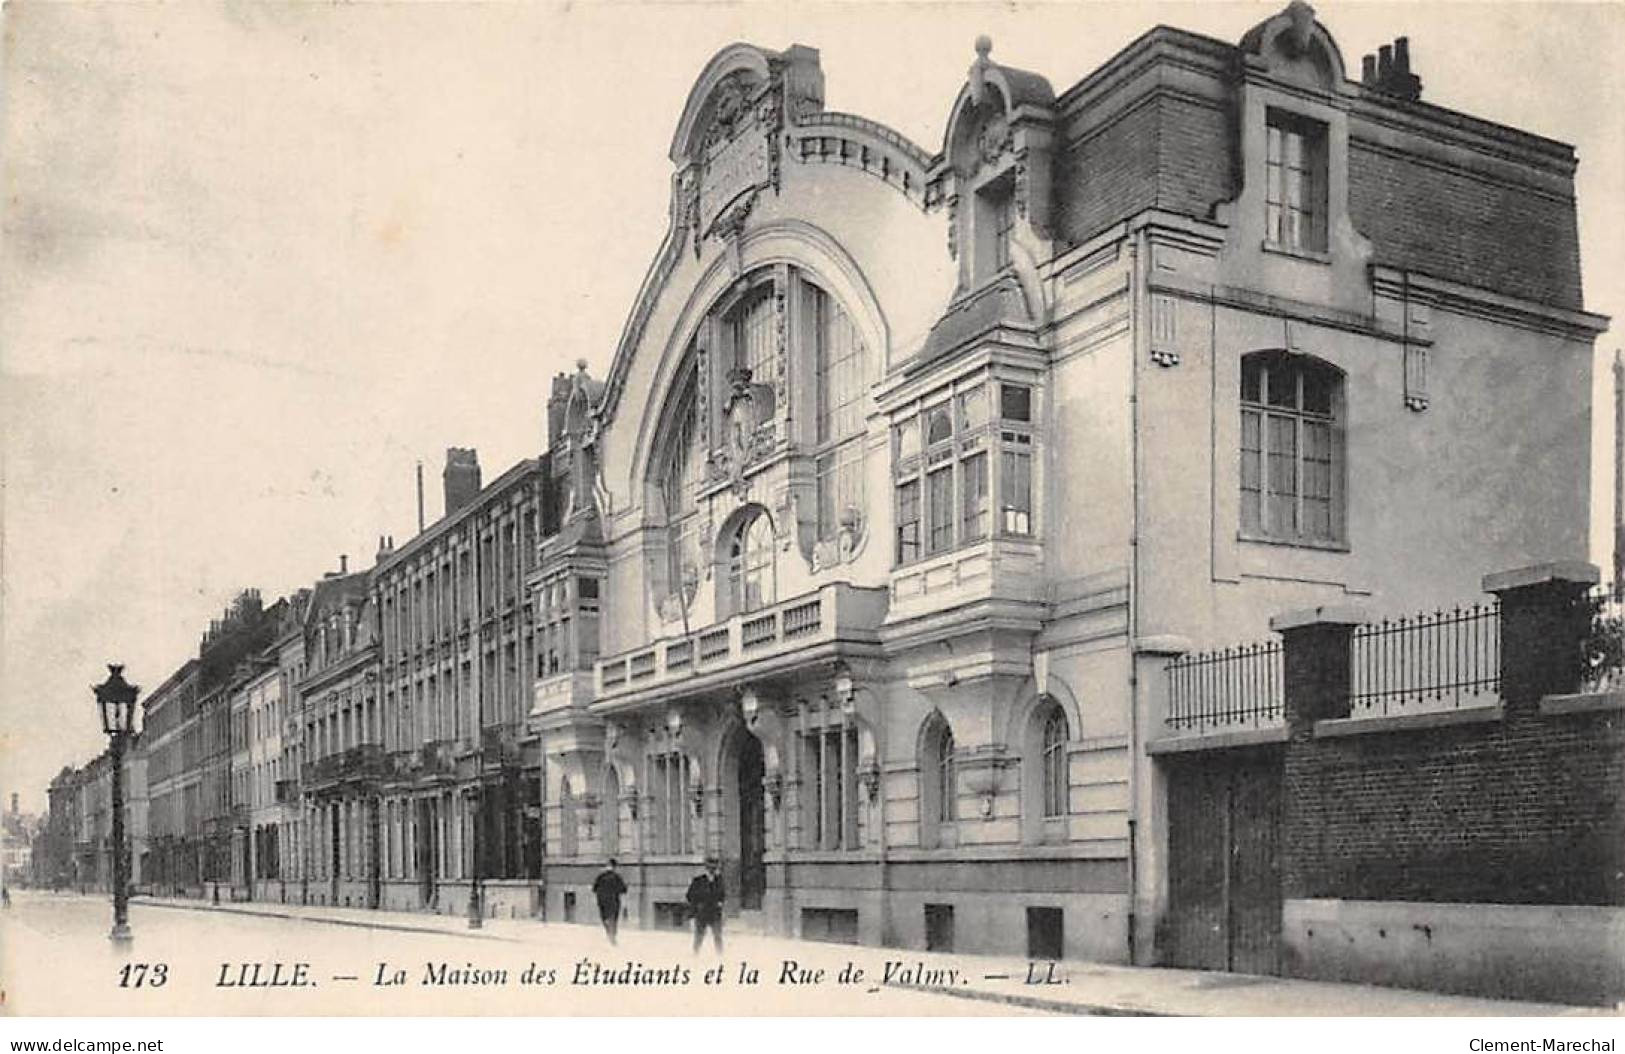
1482,561,1599,707
1269,605,1368,734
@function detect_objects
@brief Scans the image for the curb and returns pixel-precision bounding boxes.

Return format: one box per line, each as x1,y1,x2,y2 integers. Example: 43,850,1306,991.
884,981,1169,1017
139,898,524,943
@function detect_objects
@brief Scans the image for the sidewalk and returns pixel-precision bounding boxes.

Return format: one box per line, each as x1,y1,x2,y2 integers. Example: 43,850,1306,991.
132,892,1615,1017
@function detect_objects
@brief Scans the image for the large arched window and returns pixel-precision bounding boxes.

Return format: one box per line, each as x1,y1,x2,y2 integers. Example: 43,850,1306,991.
1240,351,1344,545
808,282,869,543
659,365,705,599
726,510,776,616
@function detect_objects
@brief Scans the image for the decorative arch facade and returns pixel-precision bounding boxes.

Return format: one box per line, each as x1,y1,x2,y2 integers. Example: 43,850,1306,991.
527,6,1604,971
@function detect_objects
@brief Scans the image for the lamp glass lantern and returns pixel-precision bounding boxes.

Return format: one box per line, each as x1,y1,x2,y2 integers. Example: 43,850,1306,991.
95,664,140,736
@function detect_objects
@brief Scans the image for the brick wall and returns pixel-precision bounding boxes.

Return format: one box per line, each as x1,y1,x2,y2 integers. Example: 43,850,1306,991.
1281,705,1624,905
1056,94,1232,248
1057,97,1162,246
1050,33,1586,312
1276,572,1624,910
1348,140,1583,310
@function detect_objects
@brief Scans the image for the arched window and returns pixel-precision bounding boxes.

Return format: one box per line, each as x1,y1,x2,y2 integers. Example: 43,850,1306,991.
1041,707,1068,818
726,511,776,616
1240,351,1344,545
919,713,956,848
1020,698,1070,843
936,726,956,824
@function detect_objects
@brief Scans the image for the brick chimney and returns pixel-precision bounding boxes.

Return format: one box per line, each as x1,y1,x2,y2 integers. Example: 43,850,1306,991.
1360,34,1422,102
444,448,481,516
546,373,574,446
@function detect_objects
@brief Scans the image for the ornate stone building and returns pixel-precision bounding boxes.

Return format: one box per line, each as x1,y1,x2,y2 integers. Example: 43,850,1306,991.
531,3,1604,963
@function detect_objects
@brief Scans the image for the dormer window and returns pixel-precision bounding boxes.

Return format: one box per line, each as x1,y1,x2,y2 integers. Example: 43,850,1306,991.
1265,110,1328,254
973,173,1016,284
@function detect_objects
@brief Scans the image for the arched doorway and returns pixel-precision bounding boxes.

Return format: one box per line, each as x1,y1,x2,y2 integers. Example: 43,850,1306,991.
730,729,767,911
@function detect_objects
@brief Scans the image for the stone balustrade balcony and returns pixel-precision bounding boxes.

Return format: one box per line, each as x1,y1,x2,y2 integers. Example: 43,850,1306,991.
591,582,888,711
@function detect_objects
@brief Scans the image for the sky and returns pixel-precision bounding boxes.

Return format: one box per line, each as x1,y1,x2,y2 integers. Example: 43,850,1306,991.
3,1,1621,815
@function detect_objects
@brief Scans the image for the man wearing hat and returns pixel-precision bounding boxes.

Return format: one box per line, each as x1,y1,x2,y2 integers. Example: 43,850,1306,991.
685,857,726,955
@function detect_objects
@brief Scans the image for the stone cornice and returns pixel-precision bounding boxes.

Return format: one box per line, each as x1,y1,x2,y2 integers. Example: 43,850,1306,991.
1370,267,1609,342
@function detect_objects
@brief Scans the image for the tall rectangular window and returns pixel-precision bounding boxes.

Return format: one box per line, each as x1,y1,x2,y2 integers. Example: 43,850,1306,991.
648,751,689,855
926,467,954,554
961,453,989,542
1001,450,1032,535
895,479,921,564
975,176,1017,283
734,291,776,385
1265,111,1328,253
811,285,866,446
803,727,858,850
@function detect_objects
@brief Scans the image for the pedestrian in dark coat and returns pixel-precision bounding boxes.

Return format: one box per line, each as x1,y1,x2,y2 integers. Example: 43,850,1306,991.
591,858,628,945
685,857,725,955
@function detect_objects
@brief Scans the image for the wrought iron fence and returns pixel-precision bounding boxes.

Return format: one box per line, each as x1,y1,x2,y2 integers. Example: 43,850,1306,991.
1581,584,1624,692
1165,640,1284,731
1349,602,1500,715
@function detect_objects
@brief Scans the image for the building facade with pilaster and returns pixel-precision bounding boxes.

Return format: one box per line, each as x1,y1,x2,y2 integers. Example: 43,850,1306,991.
142,661,200,895
371,450,551,918
296,566,381,908
532,2,1604,963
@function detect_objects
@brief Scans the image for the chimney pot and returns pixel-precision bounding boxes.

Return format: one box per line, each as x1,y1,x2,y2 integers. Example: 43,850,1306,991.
1394,36,1410,74
444,447,482,516
1362,53,1376,83
340,554,348,574
1378,43,1393,79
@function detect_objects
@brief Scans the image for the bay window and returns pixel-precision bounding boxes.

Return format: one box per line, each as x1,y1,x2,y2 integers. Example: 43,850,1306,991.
892,378,1037,566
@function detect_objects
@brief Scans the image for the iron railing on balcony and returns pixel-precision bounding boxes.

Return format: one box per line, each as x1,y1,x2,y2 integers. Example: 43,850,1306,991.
1165,640,1284,731
417,739,455,776
478,725,521,767
1349,602,1500,715
300,743,388,787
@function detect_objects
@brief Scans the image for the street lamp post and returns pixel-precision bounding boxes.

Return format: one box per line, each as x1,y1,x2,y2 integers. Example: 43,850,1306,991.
94,664,139,946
